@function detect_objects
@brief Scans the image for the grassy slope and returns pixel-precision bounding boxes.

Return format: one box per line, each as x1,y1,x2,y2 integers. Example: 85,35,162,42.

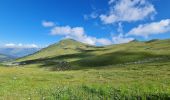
17,39,95,61
17,39,170,69
0,39,168,99
0,61,170,99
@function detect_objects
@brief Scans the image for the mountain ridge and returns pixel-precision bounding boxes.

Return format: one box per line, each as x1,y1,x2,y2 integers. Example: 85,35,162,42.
16,38,170,69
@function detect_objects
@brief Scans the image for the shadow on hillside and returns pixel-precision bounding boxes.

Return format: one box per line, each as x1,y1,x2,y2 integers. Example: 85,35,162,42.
17,48,109,66
17,52,94,70
18,52,93,64
18,51,170,70
71,51,170,67
78,48,109,52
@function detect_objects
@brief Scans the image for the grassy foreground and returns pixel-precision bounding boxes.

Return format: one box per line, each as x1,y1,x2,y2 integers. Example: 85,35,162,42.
1,39,169,99
0,61,170,100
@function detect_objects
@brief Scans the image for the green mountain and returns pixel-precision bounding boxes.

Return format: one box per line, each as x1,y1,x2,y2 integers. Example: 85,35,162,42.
17,39,95,61
17,39,170,69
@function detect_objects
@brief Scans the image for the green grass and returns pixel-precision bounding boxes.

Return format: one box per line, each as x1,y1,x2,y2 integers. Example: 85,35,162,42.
0,61,170,99
1,39,169,99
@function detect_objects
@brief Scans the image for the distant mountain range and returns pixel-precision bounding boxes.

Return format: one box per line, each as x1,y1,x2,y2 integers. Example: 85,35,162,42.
0,47,41,59
0,54,14,62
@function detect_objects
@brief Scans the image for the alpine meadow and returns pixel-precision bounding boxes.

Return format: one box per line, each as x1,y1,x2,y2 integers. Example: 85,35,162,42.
0,0,170,100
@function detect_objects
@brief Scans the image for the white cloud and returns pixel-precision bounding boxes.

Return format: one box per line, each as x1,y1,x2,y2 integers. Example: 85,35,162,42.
96,38,112,45
42,21,55,27
50,25,112,45
44,21,144,45
51,26,72,35
100,0,156,24
108,0,115,5
112,33,134,44
117,22,124,33
84,12,98,20
127,19,170,37
5,43,15,47
4,43,39,48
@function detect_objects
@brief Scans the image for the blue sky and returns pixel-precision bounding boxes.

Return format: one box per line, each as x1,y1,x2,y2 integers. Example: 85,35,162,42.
0,0,170,47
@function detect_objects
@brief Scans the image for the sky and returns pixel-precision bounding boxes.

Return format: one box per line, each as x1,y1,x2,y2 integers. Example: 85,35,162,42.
0,0,170,48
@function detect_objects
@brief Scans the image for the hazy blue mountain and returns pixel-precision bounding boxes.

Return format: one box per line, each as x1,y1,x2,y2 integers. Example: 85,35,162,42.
0,47,41,58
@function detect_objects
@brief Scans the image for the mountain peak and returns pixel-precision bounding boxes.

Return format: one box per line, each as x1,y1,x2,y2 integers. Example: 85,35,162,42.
57,39,88,47
59,39,78,43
